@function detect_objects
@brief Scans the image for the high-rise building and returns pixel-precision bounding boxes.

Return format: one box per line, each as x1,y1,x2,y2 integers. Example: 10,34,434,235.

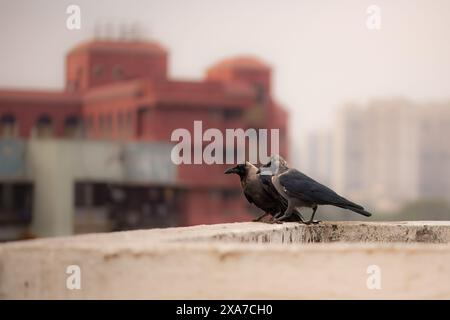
417,102,450,201
332,103,366,201
319,98,450,211
300,130,333,187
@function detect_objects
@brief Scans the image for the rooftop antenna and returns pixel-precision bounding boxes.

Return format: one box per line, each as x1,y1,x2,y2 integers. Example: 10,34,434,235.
95,20,129,41
129,23,141,41
103,21,114,40
94,21,101,39
119,23,128,41
95,21,149,42
139,24,151,41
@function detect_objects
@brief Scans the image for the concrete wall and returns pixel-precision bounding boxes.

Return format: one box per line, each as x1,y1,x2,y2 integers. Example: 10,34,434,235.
1,221,450,299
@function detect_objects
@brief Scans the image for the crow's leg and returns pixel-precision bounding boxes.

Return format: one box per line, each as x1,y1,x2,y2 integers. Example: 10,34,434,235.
293,209,307,223
272,211,283,219
305,205,321,225
268,210,284,221
273,201,295,222
268,211,283,224
252,212,270,222
268,219,282,224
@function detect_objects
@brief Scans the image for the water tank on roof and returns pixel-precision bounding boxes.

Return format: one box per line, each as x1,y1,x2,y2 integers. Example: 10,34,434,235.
206,56,272,93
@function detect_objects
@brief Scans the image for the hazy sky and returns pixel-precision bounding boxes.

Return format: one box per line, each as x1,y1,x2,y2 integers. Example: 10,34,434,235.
1,0,450,151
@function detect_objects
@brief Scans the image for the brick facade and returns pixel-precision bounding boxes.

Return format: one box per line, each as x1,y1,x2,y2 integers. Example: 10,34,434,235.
0,39,289,226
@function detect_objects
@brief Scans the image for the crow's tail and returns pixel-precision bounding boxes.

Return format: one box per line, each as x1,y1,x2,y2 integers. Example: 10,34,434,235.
335,203,372,217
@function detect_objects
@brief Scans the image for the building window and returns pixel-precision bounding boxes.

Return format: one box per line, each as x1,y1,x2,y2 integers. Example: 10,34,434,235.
106,114,112,137
92,65,104,78
34,114,53,138
64,115,81,138
67,67,83,92
0,183,33,226
99,114,105,137
137,107,149,137
209,190,221,201
0,114,18,138
112,65,124,80
254,83,266,105
223,109,242,120
126,111,133,136
209,109,222,121
117,112,124,136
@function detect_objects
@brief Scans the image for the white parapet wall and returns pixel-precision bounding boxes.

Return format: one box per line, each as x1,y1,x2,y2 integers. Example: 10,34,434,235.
1,221,450,299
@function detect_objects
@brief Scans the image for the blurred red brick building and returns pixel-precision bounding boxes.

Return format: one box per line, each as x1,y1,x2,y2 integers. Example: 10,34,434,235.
0,38,289,230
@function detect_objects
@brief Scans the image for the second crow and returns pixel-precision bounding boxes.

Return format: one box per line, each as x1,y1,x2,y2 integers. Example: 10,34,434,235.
262,156,372,224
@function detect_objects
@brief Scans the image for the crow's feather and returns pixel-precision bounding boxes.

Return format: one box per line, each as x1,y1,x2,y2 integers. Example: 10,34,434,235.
279,169,371,217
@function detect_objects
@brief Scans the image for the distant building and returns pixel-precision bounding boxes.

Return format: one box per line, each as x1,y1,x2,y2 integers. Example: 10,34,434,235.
417,102,450,201
304,98,450,212
0,39,289,240
300,130,333,187
362,99,419,210
332,103,366,201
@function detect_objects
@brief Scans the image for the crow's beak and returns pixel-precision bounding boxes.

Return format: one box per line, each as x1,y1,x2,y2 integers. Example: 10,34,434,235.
224,166,237,174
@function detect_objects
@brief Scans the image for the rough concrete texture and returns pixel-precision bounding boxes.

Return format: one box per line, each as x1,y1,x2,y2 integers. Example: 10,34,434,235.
1,221,450,299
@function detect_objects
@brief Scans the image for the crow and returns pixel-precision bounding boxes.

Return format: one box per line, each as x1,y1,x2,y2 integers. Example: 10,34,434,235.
224,161,305,222
261,155,372,224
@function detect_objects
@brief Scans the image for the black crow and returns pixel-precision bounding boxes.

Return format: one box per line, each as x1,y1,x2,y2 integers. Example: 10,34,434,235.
224,161,305,222
262,156,372,224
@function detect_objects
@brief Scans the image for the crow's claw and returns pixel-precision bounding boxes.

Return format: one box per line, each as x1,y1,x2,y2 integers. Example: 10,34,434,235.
304,220,321,225
268,219,283,224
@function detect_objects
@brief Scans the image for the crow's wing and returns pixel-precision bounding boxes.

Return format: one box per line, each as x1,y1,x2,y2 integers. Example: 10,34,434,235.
243,176,283,214
279,169,364,209
260,174,288,206
243,189,254,205
259,174,280,200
